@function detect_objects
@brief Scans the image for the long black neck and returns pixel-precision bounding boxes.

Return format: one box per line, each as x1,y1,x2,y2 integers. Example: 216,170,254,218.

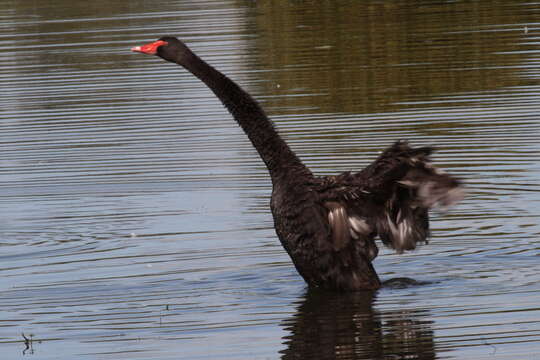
177,49,311,181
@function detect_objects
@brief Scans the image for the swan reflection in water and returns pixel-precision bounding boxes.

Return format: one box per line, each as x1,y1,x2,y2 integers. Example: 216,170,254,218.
280,285,436,360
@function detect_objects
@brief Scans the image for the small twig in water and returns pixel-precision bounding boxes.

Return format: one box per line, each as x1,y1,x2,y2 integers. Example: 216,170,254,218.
159,304,170,326
21,333,34,355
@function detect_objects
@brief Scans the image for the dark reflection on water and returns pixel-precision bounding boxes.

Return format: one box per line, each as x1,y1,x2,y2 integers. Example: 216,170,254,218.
253,1,540,115
1,0,540,359
281,289,435,360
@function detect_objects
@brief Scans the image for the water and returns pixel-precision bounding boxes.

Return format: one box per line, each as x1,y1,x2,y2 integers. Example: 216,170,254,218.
1,0,539,359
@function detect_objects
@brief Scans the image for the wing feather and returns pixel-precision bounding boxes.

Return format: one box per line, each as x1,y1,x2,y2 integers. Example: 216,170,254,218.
324,201,350,251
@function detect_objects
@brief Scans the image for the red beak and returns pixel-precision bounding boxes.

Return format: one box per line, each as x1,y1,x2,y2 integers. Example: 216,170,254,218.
131,40,168,55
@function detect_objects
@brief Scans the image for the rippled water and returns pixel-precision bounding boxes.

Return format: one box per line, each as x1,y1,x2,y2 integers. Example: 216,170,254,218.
1,1,539,359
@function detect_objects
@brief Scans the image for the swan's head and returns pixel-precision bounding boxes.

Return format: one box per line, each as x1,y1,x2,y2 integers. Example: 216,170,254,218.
131,36,192,64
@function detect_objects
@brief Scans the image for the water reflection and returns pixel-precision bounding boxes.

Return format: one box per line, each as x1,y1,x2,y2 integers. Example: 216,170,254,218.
281,289,435,360
251,0,539,116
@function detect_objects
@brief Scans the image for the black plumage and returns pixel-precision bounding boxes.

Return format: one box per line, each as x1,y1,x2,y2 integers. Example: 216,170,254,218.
132,37,464,291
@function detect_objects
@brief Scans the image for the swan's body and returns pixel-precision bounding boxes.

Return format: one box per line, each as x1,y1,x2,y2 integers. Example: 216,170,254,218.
132,37,463,291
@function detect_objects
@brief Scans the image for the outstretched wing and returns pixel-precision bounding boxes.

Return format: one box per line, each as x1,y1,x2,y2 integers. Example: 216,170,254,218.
364,141,463,252
323,141,463,254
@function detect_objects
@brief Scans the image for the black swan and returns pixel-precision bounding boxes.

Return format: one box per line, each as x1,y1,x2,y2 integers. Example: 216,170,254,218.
132,37,464,291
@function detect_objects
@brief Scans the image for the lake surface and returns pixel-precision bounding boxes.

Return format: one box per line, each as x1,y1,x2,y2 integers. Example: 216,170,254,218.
1,1,539,359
